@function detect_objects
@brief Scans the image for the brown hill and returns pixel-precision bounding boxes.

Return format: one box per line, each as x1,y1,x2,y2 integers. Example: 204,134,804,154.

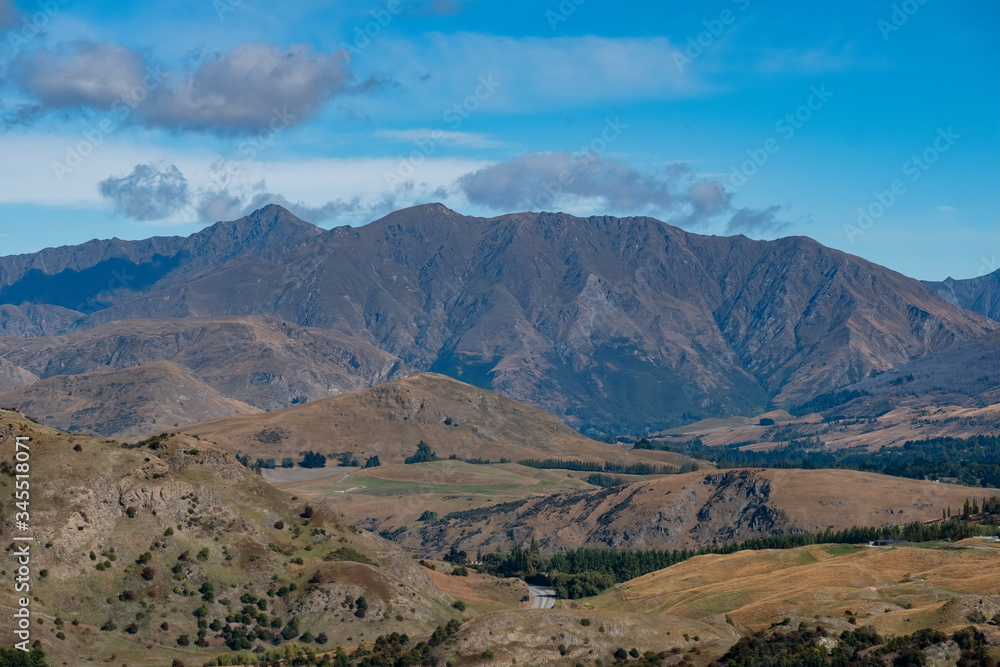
0,356,37,392
0,411,457,665
0,315,406,415
1,203,993,434
179,373,689,468
0,361,261,438
390,468,998,555
0,303,82,337
591,542,1000,637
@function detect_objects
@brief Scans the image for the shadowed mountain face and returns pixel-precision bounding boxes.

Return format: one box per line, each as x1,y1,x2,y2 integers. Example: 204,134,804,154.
0,203,993,435
924,269,1000,321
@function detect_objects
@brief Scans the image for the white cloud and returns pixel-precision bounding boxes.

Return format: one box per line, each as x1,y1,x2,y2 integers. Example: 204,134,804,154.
8,41,358,133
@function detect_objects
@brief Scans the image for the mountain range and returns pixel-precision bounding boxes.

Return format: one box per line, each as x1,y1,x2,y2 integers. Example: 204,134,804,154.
0,203,994,435
924,269,1000,321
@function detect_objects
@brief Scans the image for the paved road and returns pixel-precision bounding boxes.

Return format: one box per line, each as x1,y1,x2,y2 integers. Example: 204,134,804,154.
527,585,555,609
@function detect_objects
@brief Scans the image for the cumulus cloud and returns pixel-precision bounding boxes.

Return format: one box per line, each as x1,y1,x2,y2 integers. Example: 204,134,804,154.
11,42,150,111
98,163,189,221
725,205,789,235
8,41,355,133
456,152,791,235
458,152,685,213
145,43,351,132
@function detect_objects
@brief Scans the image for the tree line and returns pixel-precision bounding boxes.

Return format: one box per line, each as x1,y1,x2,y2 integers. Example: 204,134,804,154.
478,517,1000,599
658,434,1000,488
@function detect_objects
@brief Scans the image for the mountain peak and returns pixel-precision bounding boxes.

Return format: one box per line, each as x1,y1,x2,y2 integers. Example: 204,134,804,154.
371,202,467,225
241,203,322,231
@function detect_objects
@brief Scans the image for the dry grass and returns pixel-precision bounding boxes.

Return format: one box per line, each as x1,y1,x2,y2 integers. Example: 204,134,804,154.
590,543,1000,636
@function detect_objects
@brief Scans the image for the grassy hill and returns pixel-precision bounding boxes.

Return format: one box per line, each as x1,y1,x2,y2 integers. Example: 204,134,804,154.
179,373,696,467
0,361,262,438
588,541,1000,637
0,410,457,665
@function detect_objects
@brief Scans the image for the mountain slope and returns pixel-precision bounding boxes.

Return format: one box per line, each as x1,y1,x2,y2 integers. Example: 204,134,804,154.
0,204,322,316
0,411,456,665
0,357,37,392
0,361,262,437
0,316,406,414
924,269,1000,321
1,204,993,433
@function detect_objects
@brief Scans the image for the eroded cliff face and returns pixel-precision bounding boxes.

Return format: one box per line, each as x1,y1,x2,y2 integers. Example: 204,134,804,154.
360,469,796,555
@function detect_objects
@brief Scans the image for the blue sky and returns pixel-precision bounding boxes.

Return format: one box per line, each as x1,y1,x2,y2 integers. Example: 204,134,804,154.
0,0,996,280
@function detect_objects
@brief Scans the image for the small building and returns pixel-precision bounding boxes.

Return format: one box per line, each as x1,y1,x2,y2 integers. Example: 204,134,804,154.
868,539,909,547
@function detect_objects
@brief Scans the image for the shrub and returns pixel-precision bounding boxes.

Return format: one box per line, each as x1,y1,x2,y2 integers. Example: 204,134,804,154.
298,451,327,469
404,441,438,464
452,600,467,612
126,506,138,518
580,618,591,626
125,622,139,634
355,596,368,618
141,566,156,581
176,634,190,646
163,527,174,536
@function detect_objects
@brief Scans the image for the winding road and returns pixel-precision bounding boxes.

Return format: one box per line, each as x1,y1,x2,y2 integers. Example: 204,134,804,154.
527,584,555,609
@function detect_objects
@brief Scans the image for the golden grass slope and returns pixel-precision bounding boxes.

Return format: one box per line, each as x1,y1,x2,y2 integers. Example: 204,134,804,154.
181,372,694,468
590,542,1000,638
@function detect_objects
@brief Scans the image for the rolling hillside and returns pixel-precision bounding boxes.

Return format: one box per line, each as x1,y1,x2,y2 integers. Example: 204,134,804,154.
179,372,691,467
0,410,457,665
